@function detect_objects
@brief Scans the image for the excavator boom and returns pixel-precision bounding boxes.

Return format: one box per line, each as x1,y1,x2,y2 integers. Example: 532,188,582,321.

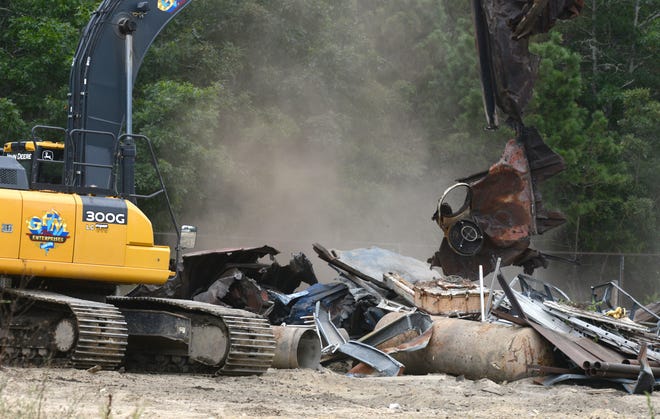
67,0,193,194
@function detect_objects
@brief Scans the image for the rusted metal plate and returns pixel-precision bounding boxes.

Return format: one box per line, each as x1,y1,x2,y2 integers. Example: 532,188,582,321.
471,139,533,246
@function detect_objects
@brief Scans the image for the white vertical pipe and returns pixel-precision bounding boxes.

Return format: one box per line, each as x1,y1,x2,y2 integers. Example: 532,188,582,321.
479,264,485,322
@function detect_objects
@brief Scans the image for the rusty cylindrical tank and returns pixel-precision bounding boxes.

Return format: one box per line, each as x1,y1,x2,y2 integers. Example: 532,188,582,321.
271,326,321,369
375,313,554,382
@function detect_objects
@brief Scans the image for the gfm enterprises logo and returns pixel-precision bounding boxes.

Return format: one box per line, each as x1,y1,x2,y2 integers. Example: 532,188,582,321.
26,210,70,254
157,0,187,13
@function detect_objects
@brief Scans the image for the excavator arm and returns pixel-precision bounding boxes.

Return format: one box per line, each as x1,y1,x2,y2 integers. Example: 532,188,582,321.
66,0,194,195
471,0,584,130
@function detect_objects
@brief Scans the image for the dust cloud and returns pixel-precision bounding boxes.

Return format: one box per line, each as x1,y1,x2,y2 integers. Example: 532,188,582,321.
189,115,455,268
176,3,484,280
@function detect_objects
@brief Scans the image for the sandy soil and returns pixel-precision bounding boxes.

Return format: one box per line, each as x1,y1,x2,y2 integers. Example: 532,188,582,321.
0,366,657,418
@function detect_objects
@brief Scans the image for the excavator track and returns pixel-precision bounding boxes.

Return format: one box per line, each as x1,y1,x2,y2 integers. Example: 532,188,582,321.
220,314,277,375
108,296,276,375
0,288,127,369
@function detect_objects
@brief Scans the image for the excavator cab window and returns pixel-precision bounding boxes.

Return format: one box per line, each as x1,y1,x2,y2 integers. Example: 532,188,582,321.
31,143,65,186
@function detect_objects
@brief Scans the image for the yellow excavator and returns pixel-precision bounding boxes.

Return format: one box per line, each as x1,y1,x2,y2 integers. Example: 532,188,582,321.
0,0,275,375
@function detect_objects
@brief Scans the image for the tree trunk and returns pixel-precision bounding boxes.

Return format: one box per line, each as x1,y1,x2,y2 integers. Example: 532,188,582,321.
590,0,598,96
628,0,640,75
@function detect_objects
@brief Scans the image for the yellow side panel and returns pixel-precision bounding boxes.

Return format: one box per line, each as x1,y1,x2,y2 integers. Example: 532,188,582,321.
0,189,22,259
20,191,76,263
125,200,155,246
2,191,172,285
125,245,171,271
73,195,127,266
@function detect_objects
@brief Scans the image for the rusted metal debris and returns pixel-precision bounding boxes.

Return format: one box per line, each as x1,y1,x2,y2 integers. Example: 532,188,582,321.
119,239,659,392
472,0,584,128
129,246,318,316
492,268,660,393
430,128,566,279
181,246,318,298
436,1,584,280
313,245,658,391
372,312,555,382
310,248,659,391
314,302,404,377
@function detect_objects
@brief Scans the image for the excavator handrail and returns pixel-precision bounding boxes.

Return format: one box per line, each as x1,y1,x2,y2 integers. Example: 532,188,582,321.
69,128,119,194
30,124,67,138
120,133,181,263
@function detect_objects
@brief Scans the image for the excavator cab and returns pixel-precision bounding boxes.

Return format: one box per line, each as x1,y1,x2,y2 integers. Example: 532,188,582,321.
3,140,65,187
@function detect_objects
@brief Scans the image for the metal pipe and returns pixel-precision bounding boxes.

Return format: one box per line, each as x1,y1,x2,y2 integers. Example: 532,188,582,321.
125,32,133,136
623,359,660,368
374,313,554,382
593,361,660,377
271,326,321,369
479,264,485,321
121,28,136,200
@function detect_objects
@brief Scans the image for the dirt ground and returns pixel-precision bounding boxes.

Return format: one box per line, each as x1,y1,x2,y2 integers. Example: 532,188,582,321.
0,365,657,418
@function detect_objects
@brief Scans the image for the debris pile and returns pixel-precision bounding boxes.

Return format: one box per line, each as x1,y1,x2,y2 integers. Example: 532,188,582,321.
132,239,659,394
490,273,660,394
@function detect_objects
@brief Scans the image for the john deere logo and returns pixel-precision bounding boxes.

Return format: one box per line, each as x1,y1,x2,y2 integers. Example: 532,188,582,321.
158,0,186,12
26,210,70,254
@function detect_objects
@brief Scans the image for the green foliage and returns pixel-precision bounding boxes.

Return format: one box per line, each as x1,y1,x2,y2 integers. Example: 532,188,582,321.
527,32,658,253
619,88,660,202
0,97,27,139
0,1,96,134
559,1,659,119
